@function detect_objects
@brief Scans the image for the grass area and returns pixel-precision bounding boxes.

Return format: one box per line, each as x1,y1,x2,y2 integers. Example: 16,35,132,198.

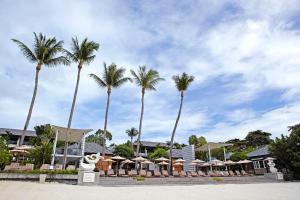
133,176,145,181
0,169,78,175
211,177,224,182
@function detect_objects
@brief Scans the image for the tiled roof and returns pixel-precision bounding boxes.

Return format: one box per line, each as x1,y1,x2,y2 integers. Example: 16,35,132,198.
133,141,169,148
247,145,270,158
0,128,36,137
69,142,113,155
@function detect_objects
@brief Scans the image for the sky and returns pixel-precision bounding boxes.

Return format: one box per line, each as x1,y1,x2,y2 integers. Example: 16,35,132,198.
1,0,300,144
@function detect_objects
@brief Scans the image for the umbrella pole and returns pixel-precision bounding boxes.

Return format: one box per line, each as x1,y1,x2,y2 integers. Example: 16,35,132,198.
208,144,212,171
223,147,227,170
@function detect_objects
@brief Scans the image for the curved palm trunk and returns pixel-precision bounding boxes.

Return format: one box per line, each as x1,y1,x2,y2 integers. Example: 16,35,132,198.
169,92,184,174
130,136,133,149
20,66,41,146
135,89,145,157
63,67,82,169
102,88,111,157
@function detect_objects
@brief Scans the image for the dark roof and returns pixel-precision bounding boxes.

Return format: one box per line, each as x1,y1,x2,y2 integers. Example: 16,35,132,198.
133,141,169,148
0,128,36,137
69,142,113,155
247,146,270,158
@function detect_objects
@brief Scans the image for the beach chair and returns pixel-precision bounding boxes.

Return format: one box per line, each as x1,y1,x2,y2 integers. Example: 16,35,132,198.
235,170,242,176
24,164,34,171
128,170,138,177
40,164,50,171
179,171,187,177
108,169,117,177
229,170,235,176
55,164,63,170
241,170,253,176
99,170,106,177
118,169,128,177
146,171,152,178
223,171,230,177
162,170,169,177
173,171,180,177
3,165,11,171
154,170,162,177
10,163,20,170
208,171,217,177
215,171,224,177
139,170,147,177
197,170,207,177
189,171,198,177
66,165,75,170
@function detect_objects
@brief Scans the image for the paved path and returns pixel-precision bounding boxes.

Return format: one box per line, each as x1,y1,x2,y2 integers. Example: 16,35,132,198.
0,181,299,200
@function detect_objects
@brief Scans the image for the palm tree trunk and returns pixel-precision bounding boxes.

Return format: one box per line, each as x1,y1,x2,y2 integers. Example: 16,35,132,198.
63,67,82,169
130,136,133,149
169,92,184,174
20,66,41,146
135,89,145,157
102,88,111,157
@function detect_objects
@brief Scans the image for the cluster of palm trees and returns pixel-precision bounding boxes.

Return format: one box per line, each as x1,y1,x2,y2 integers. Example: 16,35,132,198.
12,33,194,171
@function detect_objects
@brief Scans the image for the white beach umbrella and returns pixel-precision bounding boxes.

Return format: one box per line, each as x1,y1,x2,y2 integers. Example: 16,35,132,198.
175,158,186,163
132,156,146,161
173,162,184,166
155,157,169,162
158,161,169,165
224,160,236,165
192,159,205,164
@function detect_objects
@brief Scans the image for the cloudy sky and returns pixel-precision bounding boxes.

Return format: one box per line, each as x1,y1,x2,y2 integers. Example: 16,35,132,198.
1,0,300,144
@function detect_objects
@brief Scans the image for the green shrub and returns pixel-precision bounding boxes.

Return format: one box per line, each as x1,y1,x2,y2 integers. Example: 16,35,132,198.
211,177,223,182
133,176,145,181
0,136,12,170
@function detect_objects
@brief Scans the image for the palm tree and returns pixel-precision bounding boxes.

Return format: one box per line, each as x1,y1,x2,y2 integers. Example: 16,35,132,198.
90,63,131,157
130,66,164,156
63,37,99,168
168,73,194,173
12,33,69,147
126,127,138,149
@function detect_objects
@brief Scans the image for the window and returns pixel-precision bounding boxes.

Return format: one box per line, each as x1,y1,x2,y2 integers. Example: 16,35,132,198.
253,160,266,169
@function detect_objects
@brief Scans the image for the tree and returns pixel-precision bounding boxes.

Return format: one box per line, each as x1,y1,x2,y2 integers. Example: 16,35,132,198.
0,136,12,170
114,144,134,159
86,129,112,146
90,63,131,156
130,66,164,156
148,148,168,161
245,130,272,147
63,37,99,168
12,33,69,146
126,127,138,149
28,124,55,168
188,135,207,147
270,123,300,177
169,73,194,173
230,152,247,162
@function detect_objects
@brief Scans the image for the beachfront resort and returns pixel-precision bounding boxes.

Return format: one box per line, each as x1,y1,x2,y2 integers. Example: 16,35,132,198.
1,1,300,200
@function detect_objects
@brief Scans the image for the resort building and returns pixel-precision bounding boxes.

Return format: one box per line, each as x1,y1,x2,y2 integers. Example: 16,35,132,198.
247,145,271,175
0,128,36,148
133,141,169,157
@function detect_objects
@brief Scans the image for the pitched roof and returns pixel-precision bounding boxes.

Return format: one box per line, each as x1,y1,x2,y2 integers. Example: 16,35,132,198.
133,141,169,148
0,128,36,137
69,142,113,155
247,145,270,158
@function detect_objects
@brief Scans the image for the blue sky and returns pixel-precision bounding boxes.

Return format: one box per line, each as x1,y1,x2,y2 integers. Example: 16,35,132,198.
1,0,300,144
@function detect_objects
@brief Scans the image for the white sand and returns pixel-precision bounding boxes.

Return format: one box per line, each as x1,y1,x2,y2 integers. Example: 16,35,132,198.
0,181,299,200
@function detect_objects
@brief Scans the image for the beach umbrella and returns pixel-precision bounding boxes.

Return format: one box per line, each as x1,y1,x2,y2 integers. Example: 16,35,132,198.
155,157,169,162
10,149,29,155
121,159,134,172
192,159,205,164
112,155,126,173
158,161,169,165
15,145,33,150
189,162,197,166
240,159,252,164
175,158,186,163
224,160,236,171
174,162,184,166
132,156,146,170
141,160,153,171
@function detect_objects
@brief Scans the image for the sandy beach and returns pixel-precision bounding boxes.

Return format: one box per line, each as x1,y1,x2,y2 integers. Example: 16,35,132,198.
0,181,299,200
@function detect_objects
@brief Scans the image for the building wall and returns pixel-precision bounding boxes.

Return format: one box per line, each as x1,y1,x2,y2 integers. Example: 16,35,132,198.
182,145,195,171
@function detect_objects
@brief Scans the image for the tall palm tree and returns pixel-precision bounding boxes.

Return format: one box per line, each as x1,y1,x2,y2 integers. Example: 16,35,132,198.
12,33,69,147
168,73,194,173
130,66,164,156
63,37,99,168
126,127,138,149
90,63,131,157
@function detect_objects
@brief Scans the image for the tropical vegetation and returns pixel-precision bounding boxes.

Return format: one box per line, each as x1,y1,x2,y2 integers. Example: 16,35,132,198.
0,136,12,170
126,127,138,148
86,129,112,146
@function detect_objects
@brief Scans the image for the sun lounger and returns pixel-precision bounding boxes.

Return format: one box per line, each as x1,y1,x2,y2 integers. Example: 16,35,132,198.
55,164,63,170
197,170,207,177
99,170,106,177
208,171,217,177
229,170,235,176
223,171,230,177
179,171,187,177
128,170,138,177
162,170,169,177
139,170,147,177
154,170,162,177
146,171,152,178
215,171,224,177
235,170,242,176
10,163,20,170
108,169,117,177
40,164,50,170
241,170,253,176
3,165,11,171
173,171,180,177
118,169,128,177
66,165,75,170
23,164,34,171
189,171,198,177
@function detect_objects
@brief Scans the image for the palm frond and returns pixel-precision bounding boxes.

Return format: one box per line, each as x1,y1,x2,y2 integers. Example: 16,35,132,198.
45,56,70,67
89,73,107,87
11,39,37,62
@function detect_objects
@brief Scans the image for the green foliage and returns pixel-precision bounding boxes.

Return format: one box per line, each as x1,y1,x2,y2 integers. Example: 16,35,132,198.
114,144,134,159
172,72,194,92
149,148,168,161
226,138,248,152
230,152,247,162
0,136,12,169
133,176,145,181
188,135,207,147
86,129,112,146
270,123,300,175
245,130,272,148
30,124,54,146
211,177,223,182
